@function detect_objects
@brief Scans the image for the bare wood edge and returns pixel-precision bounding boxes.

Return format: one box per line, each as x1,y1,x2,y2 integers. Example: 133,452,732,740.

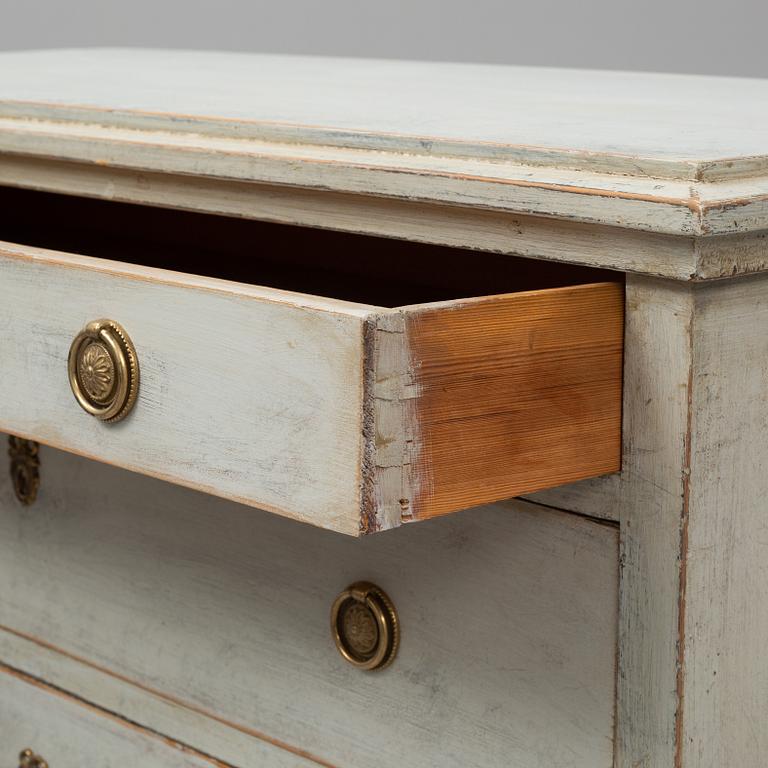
360,312,416,534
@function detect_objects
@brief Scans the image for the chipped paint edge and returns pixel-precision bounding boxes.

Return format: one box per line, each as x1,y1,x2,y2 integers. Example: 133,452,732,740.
360,312,420,533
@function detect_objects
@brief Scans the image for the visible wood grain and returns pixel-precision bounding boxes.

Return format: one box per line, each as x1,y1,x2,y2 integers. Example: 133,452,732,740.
403,283,623,520
0,444,619,768
4,48,768,768
0,240,623,534
0,666,232,768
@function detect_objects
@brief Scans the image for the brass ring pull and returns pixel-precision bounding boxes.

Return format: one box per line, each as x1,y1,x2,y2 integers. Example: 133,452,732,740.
68,319,139,423
331,582,399,671
19,749,48,768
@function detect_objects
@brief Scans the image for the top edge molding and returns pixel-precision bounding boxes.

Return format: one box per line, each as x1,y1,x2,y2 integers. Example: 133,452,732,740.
0,49,767,183
1,49,768,248
0,99,723,183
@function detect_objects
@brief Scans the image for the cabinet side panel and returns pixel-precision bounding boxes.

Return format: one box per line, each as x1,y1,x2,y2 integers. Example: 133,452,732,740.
682,273,768,767
405,282,623,520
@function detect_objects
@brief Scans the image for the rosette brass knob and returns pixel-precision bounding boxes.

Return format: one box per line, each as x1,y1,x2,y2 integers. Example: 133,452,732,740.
68,319,139,423
331,582,399,671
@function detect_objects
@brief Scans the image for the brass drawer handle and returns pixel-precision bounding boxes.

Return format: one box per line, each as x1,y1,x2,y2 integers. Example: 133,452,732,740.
68,319,139,423
19,749,48,768
331,582,399,671
8,436,40,506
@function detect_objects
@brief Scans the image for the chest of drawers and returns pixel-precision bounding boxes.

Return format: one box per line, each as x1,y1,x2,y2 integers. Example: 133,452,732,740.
0,49,767,767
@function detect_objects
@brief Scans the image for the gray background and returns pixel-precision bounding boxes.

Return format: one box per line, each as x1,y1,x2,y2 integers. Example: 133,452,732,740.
1,0,765,78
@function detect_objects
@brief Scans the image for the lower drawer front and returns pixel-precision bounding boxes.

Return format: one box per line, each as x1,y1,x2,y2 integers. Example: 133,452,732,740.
0,669,216,768
0,443,619,768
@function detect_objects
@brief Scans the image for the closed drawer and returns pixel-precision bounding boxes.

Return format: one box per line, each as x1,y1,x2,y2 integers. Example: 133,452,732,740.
0,444,619,768
0,188,623,535
0,668,222,768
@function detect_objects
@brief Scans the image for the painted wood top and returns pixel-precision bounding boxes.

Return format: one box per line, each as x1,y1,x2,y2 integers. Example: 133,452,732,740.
1,48,767,174
1,49,768,240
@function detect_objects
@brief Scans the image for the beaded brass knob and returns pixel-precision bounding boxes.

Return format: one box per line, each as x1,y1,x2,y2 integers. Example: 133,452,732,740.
331,582,399,671
19,749,48,768
68,319,139,423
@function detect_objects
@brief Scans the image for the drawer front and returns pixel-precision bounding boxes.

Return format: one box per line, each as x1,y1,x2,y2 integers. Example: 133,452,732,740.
0,242,368,535
0,241,622,535
0,668,220,768
0,444,618,768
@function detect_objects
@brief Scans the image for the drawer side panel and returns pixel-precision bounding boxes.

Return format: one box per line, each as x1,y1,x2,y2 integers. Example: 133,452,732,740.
404,282,624,520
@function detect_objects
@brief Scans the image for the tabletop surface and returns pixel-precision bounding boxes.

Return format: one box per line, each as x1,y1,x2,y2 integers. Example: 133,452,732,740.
1,48,767,176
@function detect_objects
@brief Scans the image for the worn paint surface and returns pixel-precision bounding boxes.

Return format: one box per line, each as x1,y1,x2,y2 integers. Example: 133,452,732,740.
1,51,768,246
0,446,618,768
0,243,369,535
0,665,236,768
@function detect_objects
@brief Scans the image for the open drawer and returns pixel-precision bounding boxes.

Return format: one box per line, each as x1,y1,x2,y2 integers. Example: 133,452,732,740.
0,188,623,535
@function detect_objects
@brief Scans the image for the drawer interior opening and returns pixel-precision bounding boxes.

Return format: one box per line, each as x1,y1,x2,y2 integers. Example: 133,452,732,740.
0,186,620,306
